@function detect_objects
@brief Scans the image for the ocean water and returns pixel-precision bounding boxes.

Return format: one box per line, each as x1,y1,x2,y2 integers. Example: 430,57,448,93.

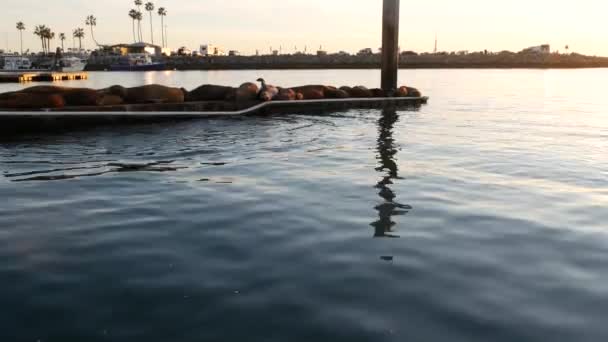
1,69,607,342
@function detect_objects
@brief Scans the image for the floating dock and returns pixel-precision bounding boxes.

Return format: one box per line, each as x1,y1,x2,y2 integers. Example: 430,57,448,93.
0,96,427,135
0,71,89,83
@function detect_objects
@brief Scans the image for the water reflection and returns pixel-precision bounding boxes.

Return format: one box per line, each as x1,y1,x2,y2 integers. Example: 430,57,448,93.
371,108,412,238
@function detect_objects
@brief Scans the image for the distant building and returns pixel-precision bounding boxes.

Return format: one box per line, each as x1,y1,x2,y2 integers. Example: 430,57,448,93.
105,43,162,56
317,50,328,57
200,44,226,56
177,46,192,56
522,44,550,54
357,48,374,56
228,50,240,56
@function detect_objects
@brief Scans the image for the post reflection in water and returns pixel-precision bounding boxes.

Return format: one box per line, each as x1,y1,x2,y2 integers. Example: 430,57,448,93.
371,107,412,238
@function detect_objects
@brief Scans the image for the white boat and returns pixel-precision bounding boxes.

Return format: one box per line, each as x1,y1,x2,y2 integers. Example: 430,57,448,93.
2,56,33,71
110,53,166,71
56,57,87,72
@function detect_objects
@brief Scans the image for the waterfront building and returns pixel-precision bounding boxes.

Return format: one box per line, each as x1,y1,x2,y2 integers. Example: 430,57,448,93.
522,44,551,54
200,44,227,56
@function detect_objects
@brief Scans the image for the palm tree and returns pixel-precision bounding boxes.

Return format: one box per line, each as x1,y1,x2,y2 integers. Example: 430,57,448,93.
46,29,55,53
73,28,85,51
137,11,144,42
85,15,98,46
134,0,143,42
157,7,167,48
59,33,66,52
145,2,155,44
34,25,47,54
128,9,138,43
16,22,25,55
136,11,144,42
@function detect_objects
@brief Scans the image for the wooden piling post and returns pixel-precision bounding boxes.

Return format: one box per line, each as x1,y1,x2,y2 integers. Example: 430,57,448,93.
381,0,400,94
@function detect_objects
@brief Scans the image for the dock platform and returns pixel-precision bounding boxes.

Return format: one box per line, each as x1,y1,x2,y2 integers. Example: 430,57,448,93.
0,71,89,83
0,96,428,135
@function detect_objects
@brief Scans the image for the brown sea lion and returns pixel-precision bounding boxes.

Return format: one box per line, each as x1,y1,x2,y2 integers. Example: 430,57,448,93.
257,78,279,102
97,94,125,106
273,88,297,101
405,86,422,97
121,85,185,104
370,88,386,97
395,86,409,97
235,82,259,102
8,85,100,106
349,86,373,98
324,86,350,99
289,85,329,100
99,85,129,99
339,86,353,96
186,84,235,102
0,92,65,109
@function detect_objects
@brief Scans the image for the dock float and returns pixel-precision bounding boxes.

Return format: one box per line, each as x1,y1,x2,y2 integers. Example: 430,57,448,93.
0,72,88,83
0,96,427,135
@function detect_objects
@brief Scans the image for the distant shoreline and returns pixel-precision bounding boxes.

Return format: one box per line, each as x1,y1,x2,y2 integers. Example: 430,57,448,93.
85,52,608,71
85,63,608,71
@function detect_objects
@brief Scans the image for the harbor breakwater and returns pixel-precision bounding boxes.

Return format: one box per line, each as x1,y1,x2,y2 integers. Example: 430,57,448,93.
85,52,608,71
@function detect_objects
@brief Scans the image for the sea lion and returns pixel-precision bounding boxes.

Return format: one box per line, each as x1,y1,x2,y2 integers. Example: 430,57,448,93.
289,85,329,100
99,85,129,99
395,86,409,97
349,86,373,98
121,84,185,104
186,84,236,102
273,88,297,101
97,94,125,106
405,86,422,97
0,92,65,109
324,86,349,99
371,88,386,97
257,78,279,102
235,82,259,102
339,86,353,96
7,85,100,106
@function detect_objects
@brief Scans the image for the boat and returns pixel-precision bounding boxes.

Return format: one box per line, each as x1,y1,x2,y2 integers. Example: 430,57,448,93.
109,53,166,71
56,56,87,72
2,56,34,71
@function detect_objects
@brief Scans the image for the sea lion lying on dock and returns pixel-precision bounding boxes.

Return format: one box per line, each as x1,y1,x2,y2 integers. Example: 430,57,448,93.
0,92,66,109
103,84,185,104
1,85,101,106
235,82,259,102
257,78,279,102
405,86,421,97
347,86,374,98
186,84,236,102
273,88,297,101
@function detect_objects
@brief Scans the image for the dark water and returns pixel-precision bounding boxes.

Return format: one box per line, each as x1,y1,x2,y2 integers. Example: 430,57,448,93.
1,70,607,342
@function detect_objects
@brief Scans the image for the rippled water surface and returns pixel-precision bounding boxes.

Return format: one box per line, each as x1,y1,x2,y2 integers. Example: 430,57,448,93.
1,69,607,342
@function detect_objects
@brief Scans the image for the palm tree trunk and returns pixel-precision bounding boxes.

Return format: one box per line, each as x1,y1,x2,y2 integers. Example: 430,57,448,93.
161,16,165,47
61,40,64,52
41,37,45,55
138,20,142,42
90,27,98,47
78,37,82,50
132,20,136,43
149,12,154,44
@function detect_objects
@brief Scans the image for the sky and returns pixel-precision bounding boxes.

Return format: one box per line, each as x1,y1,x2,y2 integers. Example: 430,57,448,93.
1,0,607,56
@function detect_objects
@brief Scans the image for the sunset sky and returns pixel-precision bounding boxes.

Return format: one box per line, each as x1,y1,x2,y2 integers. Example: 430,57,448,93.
1,0,606,55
